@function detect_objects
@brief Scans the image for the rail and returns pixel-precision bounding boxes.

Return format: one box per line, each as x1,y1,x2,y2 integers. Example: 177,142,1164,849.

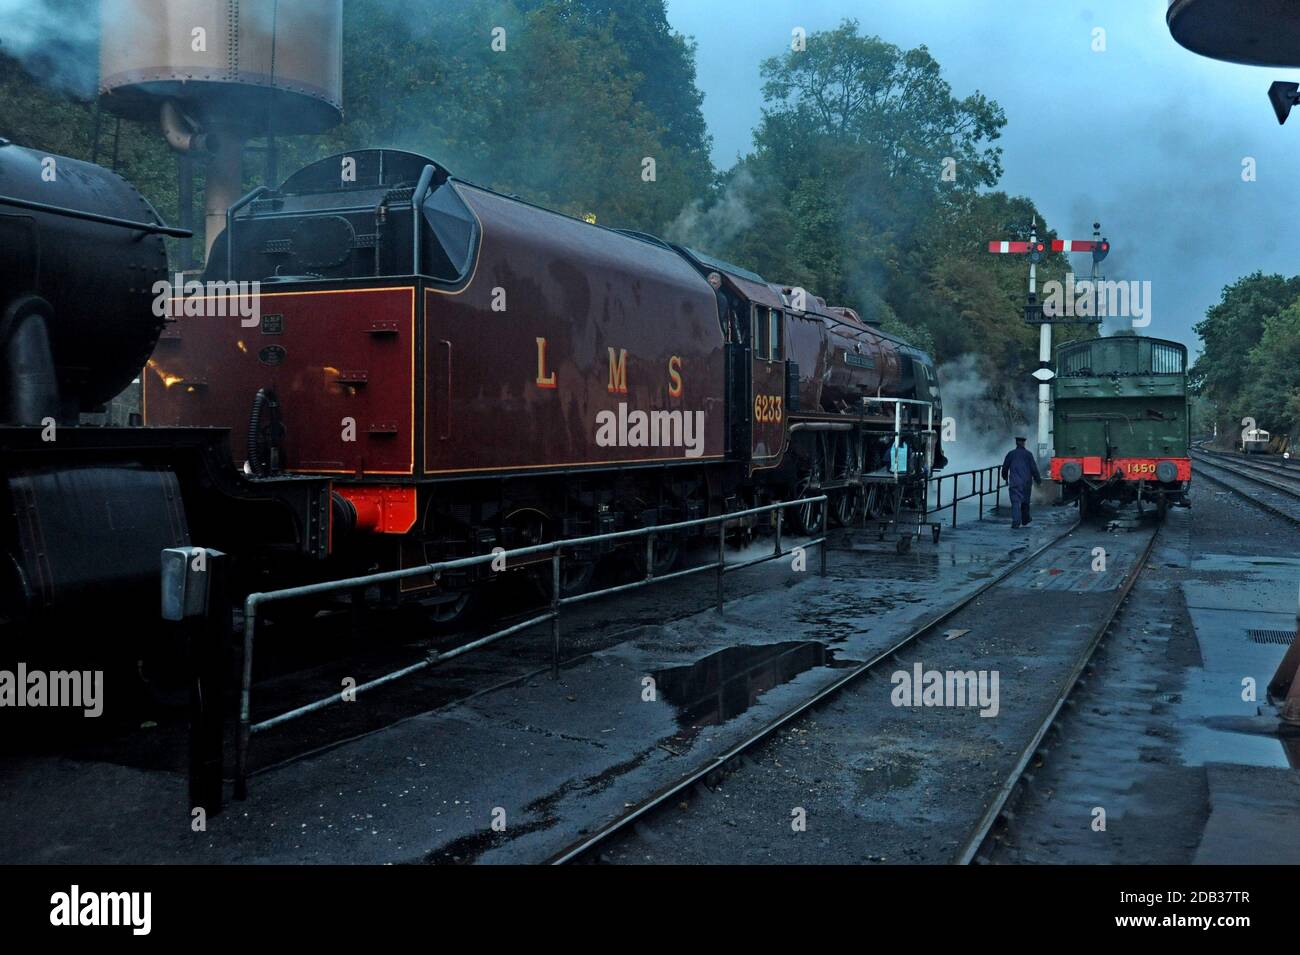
231,494,829,798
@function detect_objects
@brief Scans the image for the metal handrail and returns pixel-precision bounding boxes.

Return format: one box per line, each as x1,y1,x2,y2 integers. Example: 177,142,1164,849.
0,193,193,238
226,185,270,280
926,464,1007,527
233,493,830,797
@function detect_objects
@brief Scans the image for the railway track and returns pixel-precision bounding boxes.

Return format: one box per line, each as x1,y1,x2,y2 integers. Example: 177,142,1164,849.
954,521,1160,864
1190,449,1300,526
551,514,1161,865
1195,446,1300,480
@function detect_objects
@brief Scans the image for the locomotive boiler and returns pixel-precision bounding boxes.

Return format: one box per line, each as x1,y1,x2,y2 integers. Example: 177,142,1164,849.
0,141,328,632
145,149,945,618
0,140,172,426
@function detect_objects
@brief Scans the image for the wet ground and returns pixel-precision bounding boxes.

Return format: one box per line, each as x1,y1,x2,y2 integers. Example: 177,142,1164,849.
7,478,1295,865
994,479,1300,864
590,507,1157,864
584,479,1300,865
0,494,1070,863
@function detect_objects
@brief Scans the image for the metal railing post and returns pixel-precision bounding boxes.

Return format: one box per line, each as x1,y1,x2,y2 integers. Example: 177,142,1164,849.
774,506,783,556
550,551,562,679
716,517,726,614
161,546,229,816
978,468,984,520
819,495,828,576
236,594,257,800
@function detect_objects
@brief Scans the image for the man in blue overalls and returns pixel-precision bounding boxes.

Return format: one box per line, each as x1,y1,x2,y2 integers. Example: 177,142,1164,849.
1001,436,1041,529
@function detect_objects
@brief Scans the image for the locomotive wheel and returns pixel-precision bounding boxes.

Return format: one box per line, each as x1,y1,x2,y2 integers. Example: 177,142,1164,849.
536,559,596,599
631,534,681,579
504,508,596,600
862,485,881,520
831,488,860,527
871,485,899,539
423,588,478,629
627,495,684,578
416,508,487,629
788,472,825,536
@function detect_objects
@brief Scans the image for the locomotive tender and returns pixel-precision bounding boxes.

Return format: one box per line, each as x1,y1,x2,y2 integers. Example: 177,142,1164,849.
132,148,945,616
1049,333,1191,519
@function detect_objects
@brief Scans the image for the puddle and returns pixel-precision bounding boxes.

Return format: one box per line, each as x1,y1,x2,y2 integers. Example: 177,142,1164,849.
1176,608,1300,771
851,749,921,798
1191,554,1300,573
652,641,847,730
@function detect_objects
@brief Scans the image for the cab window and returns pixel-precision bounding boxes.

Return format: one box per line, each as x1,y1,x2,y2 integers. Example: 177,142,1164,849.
752,306,770,357
769,310,783,361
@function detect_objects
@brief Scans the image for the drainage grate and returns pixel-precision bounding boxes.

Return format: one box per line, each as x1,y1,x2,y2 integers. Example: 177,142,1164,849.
1248,629,1296,645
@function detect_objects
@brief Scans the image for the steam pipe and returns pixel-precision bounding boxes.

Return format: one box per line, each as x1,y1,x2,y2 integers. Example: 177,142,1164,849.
411,164,435,276
160,100,206,153
1,296,59,426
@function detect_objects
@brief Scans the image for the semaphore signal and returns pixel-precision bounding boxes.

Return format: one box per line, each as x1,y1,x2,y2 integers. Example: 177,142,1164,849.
986,220,1113,466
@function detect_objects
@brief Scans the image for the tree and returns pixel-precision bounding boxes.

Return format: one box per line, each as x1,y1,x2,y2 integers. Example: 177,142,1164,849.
756,21,1004,188
667,17,1071,421
1191,272,1300,436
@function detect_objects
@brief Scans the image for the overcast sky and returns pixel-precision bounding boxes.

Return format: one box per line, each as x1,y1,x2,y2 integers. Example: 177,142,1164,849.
665,0,1300,358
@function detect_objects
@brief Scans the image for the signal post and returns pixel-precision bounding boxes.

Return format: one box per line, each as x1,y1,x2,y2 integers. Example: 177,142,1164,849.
987,223,1111,465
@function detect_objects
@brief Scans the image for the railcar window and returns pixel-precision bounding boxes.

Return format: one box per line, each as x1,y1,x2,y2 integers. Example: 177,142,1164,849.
752,306,770,357
1150,342,1184,374
1059,339,1186,376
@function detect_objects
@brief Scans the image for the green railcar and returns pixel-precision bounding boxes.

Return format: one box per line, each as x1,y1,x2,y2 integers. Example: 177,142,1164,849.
1050,334,1191,518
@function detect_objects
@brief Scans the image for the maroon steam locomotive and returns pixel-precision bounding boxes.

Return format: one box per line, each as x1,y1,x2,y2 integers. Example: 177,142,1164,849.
144,149,945,618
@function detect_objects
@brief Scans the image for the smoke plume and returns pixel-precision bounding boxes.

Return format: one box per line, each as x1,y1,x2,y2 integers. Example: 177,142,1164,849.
0,0,99,96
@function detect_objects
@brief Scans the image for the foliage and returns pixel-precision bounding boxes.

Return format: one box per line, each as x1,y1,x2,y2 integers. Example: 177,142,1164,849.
666,19,1095,427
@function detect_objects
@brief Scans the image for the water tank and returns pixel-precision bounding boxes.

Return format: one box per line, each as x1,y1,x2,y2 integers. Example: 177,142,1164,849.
1167,0,1300,67
98,0,343,134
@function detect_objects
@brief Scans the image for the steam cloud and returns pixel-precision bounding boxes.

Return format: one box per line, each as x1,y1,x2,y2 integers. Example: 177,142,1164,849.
663,168,756,252
936,353,1032,474
0,0,99,96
